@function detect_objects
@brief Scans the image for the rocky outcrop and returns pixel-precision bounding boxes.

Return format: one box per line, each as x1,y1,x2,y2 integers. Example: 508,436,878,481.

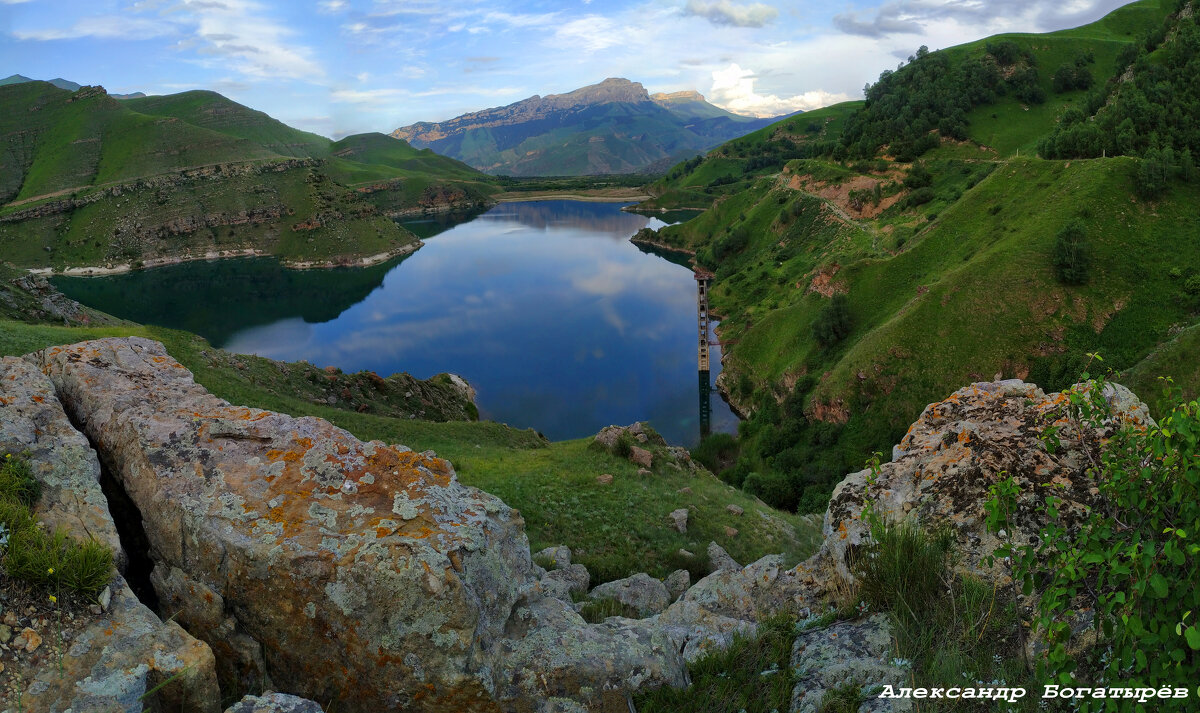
821,379,1153,585
0,356,123,563
34,337,535,710
17,575,222,713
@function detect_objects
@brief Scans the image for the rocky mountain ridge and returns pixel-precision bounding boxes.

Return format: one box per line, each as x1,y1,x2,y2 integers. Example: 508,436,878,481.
390,78,782,176
0,335,1153,711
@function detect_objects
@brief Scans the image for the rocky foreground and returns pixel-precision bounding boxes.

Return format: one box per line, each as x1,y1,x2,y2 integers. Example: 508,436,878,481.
0,338,1152,712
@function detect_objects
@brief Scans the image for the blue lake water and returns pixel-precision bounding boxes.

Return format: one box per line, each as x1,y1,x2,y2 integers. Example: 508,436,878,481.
54,200,738,445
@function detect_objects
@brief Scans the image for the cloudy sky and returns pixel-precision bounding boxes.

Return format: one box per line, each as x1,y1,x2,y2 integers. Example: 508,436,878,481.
1,0,1134,138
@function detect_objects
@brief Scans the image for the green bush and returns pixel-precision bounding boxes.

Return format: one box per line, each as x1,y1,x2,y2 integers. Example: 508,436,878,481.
812,294,853,347
691,432,739,475
1052,218,1092,285
997,377,1200,705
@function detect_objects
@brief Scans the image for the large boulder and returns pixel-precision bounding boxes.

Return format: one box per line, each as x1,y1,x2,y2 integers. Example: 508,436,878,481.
822,379,1153,585
18,575,221,713
33,337,537,711
0,356,123,563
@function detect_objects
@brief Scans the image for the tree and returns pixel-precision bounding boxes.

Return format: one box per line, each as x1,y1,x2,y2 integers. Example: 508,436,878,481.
1052,219,1092,285
1136,147,1171,198
812,294,853,347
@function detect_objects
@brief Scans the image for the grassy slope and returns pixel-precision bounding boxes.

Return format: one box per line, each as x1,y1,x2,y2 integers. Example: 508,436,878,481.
636,0,1198,508
0,319,821,584
950,0,1174,155
124,90,334,159
0,82,279,205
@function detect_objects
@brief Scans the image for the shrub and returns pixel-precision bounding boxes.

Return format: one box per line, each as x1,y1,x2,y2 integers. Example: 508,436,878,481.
997,377,1200,699
812,294,853,348
743,471,798,511
904,187,935,207
691,432,740,475
1185,274,1200,296
1052,218,1092,285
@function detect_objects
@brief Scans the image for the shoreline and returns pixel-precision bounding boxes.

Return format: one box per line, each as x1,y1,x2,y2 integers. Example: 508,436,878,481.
493,191,649,203
25,240,423,278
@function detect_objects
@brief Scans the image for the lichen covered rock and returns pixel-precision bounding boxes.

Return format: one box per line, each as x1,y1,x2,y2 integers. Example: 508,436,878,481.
790,615,912,713
0,356,122,563
19,575,221,713
225,692,325,713
822,379,1152,585
34,337,536,711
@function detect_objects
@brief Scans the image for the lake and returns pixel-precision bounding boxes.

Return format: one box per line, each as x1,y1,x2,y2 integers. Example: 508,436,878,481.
53,200,738,445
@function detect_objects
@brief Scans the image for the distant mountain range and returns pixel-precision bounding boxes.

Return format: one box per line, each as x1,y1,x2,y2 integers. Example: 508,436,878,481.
392,78,794,176
1,74,146,99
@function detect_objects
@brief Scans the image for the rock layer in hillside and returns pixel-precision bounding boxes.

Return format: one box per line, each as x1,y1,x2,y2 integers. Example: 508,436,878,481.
34,337,535,710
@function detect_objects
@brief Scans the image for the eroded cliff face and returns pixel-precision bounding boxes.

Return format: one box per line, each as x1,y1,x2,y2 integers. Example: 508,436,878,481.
1,337,1154,712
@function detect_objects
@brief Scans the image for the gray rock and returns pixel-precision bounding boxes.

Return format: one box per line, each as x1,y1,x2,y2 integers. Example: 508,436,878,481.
542,563,591,599
669,508,689,533
225,692,325,713
0,357,124,566
790,615,912,713
535,545,572,569
20,575,221,713
664,569,691,602
707,541,741,572
587,573,671,617
726,504,744,516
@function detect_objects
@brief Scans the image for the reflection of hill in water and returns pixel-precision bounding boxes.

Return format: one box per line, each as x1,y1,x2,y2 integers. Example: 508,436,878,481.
484,200,649,236
397,206,490,239
53,256,405,347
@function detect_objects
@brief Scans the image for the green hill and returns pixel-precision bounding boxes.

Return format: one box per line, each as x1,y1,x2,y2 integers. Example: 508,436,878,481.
124,90,333,158
0,82,499,271
635,0,1200,513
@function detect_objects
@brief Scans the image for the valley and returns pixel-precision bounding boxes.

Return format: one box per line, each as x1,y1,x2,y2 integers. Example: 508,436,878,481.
2,0,1200,711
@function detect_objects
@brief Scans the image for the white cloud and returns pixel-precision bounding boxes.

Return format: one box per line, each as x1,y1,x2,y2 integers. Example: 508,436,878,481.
13,16,176,40
550,16,622,52
682,0,778,28
318,0,347,13
175,0,325,81
709,63,850,116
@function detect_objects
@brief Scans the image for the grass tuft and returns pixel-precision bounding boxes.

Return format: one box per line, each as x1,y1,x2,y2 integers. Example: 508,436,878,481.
0,453,114,598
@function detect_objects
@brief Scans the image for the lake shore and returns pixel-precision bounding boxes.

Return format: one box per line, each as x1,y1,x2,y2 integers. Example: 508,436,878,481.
25,241,423,277
493,188,649,203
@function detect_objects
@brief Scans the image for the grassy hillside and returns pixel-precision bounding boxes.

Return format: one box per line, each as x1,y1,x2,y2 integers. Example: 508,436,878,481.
124,90,333,158
0,82,500,270
635,0,1200,513
0,318,821,584
0,82,278,205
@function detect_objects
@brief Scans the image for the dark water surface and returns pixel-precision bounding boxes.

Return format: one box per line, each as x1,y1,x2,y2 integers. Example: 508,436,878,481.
54,201,738,445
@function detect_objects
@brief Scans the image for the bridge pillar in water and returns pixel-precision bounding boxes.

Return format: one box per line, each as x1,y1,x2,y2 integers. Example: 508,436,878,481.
696,270,713,439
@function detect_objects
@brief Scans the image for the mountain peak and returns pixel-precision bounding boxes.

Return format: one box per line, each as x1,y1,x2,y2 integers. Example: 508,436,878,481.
651,90,707,104
540,77,651,109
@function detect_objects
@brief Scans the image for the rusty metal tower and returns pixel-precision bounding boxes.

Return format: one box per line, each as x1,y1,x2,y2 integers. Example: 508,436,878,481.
695,269,714,438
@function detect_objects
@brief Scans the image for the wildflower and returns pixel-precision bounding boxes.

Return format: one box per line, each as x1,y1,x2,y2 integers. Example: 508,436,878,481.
47,567,55,575
890,657,912,669
855,600,870,615
49,594,57,604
